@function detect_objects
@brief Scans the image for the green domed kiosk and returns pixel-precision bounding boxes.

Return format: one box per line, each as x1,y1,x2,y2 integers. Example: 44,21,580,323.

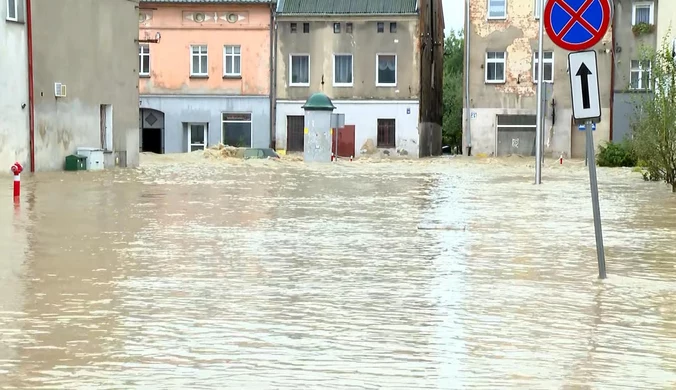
301,93,336,162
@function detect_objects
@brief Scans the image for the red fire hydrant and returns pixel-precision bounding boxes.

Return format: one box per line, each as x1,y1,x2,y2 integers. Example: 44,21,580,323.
10,162,23,201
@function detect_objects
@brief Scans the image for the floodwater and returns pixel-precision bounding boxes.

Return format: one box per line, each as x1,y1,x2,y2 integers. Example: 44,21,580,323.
1,154,676,389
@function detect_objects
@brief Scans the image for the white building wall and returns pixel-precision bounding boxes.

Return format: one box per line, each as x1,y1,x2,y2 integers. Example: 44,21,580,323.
657,2,675,48
276,100,420,158
0,6,29,171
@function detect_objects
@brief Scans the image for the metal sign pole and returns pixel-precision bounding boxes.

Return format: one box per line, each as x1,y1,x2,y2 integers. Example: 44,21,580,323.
585,120,607,279
534,0,545,184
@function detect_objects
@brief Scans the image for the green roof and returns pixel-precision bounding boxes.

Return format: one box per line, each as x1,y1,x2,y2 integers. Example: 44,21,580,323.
302,93,336,111
277,0,417,15
140,0,274,3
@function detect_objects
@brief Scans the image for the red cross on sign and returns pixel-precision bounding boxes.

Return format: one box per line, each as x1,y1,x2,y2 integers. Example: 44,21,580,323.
544,0,611,51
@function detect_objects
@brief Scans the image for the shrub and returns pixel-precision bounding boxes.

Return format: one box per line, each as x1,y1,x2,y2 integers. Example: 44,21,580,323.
596,141,637,167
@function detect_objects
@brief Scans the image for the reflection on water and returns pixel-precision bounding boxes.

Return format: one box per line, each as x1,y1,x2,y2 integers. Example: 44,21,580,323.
1,157,676,389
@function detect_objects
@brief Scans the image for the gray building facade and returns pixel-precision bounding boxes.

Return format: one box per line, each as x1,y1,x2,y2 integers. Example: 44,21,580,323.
611,0,658,142
274,0,426,158
31,0,140,170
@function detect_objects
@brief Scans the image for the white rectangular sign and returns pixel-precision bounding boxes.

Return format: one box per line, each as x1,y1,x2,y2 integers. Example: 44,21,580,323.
568,50,601,121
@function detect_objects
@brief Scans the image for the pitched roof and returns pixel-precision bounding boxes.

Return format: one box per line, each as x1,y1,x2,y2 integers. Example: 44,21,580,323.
277,0,417,15
139,0,274,3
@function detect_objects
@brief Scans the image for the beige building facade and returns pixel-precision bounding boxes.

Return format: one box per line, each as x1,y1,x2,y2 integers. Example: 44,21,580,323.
464,0,613,158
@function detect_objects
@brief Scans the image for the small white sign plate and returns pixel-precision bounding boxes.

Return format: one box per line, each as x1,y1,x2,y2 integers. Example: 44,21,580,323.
568,50,601,121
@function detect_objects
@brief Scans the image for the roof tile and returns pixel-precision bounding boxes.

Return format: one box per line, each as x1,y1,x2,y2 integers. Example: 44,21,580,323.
277,0,417,15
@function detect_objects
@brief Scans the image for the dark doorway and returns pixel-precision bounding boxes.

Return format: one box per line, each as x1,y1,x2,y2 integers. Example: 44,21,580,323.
142,128,162,153
140,108,165,154
286,115,304,152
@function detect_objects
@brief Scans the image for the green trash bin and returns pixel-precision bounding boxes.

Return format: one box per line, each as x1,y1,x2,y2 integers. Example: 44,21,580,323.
65,154,87,171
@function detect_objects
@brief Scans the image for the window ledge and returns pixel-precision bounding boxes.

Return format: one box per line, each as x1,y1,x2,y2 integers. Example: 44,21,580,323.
487,16,507,21
6,18,24,24
333,83,353,88
485,80,506,84
289,83,310,87
223,75,242,80
532,81,554,84
376,84,397,87
140,74,151,79
190,75,209,79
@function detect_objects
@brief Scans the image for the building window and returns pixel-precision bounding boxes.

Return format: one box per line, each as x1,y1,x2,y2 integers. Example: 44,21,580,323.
534,0,541,19
6,0,17,20
485,51,506,83
390,22,397,33
377,22,384,33
377,119,396,148
290,54,310,86
188,123,207,152
303,22,309,33
346,22,353,33
290,22,297,33
333,54,353,86
190,45,208,76
630,60,651,90
139,44,150,77
632,2,654,25
532,51,553,83
222,113,252,147
223,45,241,77
488,0,507,19
376,54,396,86
333,23,340,33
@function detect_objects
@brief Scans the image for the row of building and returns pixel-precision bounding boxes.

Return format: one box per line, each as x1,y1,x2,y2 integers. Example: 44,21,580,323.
139,0,443,160
463,0,675,158
1,0,443,172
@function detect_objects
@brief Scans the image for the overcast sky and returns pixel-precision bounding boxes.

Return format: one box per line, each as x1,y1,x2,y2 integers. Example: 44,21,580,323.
443,0,464,33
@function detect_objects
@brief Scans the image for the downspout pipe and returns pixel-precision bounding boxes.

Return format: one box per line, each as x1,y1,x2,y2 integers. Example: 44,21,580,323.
27,0,35,172
609,5,615,141
464,0,471,156
269,2,277,150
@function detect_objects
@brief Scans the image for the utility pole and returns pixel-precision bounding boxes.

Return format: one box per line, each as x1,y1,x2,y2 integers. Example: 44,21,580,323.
534,0,545,184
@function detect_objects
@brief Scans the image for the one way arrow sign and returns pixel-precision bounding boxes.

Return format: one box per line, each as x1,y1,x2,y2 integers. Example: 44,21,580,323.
568,50,601,122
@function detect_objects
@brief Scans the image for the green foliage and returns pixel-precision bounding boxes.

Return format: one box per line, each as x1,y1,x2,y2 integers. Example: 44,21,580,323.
632,22,655,36
630,36,676,192
596,141,637,167
442,30,464,152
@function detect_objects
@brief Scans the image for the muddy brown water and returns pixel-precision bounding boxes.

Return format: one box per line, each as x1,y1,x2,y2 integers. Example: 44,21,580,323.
1,155,676,389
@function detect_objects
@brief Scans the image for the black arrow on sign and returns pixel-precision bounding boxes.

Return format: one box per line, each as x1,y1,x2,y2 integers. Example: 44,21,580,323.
576,63,592,109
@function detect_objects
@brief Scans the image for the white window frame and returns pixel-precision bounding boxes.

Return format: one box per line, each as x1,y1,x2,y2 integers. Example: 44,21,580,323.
532,51,554,83
188,123,208,152
632,2,654,26
376,53,397,87
487,0,507,20
6,0,17,21
333,54,353,87
221,113,253,148
190,45,208,77
485,51,506,83
289,53,310,87
223,45,241,77
139,44,150,77
630,60,652,90
534,0,542,19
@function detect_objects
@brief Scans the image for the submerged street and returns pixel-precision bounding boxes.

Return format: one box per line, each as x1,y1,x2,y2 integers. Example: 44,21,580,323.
1,155,676,388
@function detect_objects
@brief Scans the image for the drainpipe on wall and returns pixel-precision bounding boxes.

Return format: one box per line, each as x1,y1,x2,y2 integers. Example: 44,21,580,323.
26,0,35,172
609,11,616,141
269,3,277,150
464,0,472,156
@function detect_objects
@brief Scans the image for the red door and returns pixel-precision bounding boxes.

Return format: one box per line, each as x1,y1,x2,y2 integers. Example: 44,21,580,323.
332,125,355,157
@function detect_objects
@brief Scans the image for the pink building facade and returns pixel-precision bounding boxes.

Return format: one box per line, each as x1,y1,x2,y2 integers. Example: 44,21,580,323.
138,0,275,153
